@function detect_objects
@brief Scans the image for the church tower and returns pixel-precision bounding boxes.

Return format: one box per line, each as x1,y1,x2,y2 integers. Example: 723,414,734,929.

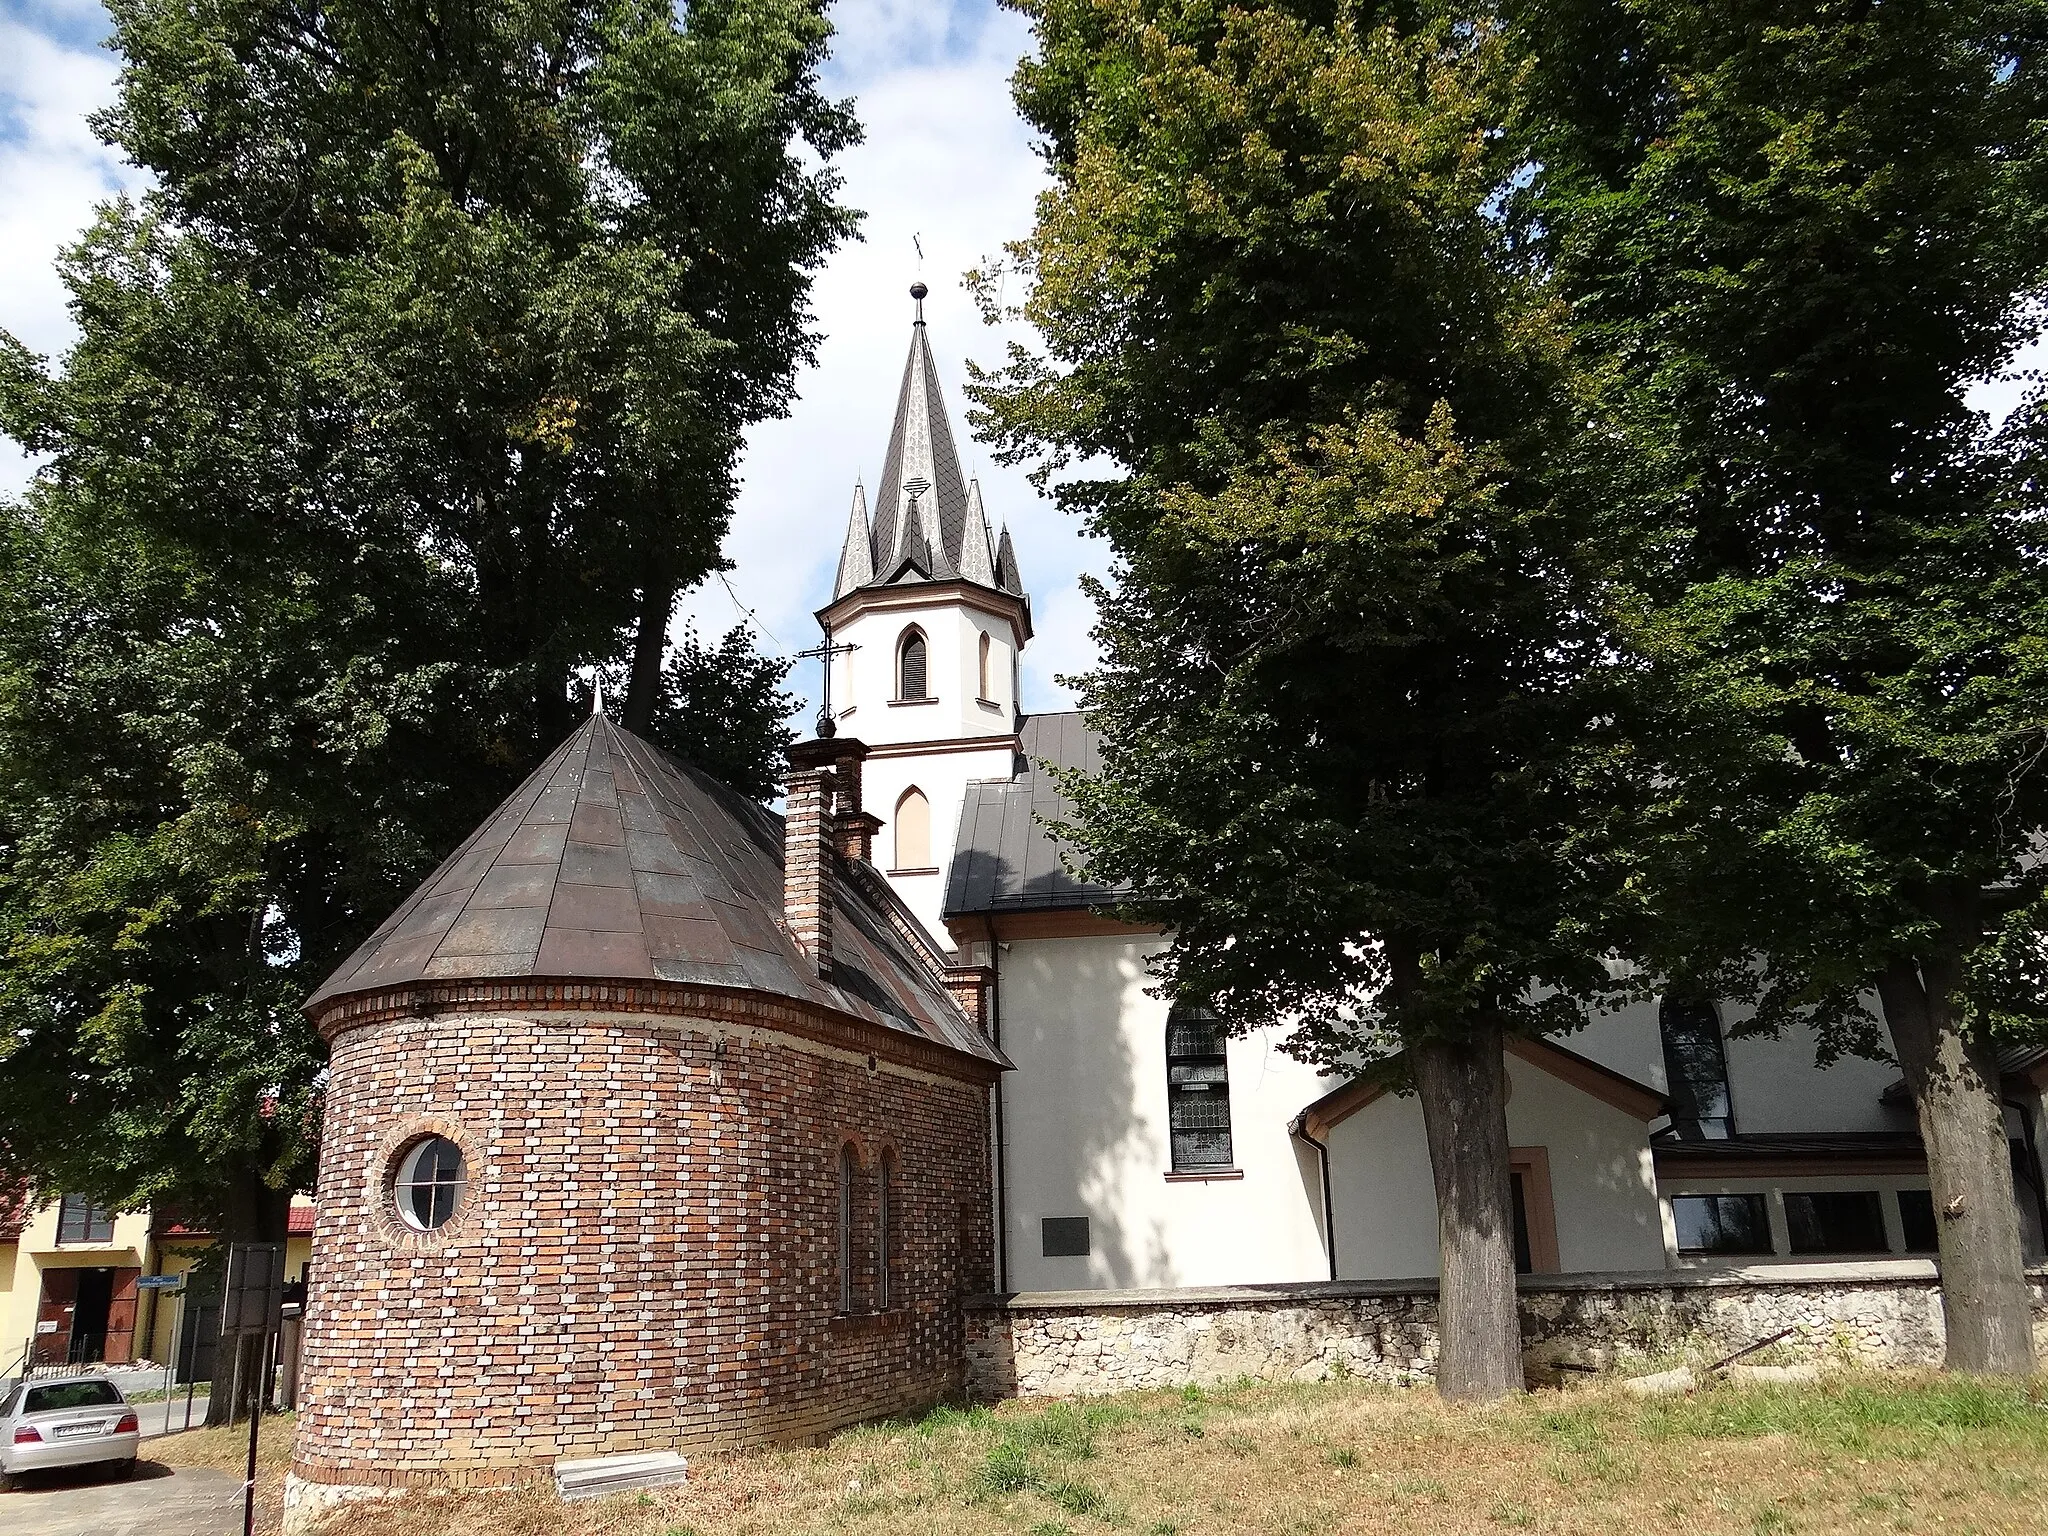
817,283,1029,945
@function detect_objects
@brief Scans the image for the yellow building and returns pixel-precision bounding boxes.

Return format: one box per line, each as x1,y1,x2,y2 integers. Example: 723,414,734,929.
0,1190,313,1380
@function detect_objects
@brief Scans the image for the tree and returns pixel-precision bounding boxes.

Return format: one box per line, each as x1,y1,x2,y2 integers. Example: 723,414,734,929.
0,0,853,1259
973,0,1628,1398
1514,0,2048,1372
640,621,801,802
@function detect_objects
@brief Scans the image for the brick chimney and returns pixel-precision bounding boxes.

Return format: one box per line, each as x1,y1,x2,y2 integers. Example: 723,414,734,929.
784,737,875,971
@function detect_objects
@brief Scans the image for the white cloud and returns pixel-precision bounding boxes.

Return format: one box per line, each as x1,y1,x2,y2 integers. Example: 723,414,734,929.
0,15,141,494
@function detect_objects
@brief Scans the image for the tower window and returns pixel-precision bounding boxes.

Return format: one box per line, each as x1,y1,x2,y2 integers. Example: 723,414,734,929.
1165,1004,1233,1170
978,632,994,701
894,787,931,871
1658,996,1733,1140
878,1147,895,1310
897,628,929,701
838,1143,857,1314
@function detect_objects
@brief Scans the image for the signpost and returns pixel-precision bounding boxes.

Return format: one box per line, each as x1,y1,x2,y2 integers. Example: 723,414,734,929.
135,1274,185,1436
220,1243,285,1536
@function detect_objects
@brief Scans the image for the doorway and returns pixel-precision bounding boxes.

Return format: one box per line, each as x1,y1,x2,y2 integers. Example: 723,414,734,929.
69,1267,113,1363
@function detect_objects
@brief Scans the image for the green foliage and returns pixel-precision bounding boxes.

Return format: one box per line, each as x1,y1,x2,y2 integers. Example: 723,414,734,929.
0,0,854,1229
638,621,800,803
1514,0,2048,1047
971,0,1631,1056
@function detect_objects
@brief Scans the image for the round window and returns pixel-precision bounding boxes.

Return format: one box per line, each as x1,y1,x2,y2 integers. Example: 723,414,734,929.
392,1136,466,1232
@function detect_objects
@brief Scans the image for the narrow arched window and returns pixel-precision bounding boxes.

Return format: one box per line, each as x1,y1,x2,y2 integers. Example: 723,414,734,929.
878,1147,895,1310
894,787,930,871
978,632,993,701
838,1143,857,1314
897,628,929,700
1165,1004,1233,1170
1658,996,1733,1140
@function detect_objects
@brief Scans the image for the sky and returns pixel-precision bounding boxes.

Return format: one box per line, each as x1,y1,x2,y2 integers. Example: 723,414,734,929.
0,0,1102,718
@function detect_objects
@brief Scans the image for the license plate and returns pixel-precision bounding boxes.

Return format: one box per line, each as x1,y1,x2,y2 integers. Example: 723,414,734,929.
53,1423,103,1439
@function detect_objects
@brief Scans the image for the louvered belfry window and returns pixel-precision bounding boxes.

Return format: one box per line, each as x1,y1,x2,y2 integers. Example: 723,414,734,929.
898,628,929,700
1166,1005,1233,1170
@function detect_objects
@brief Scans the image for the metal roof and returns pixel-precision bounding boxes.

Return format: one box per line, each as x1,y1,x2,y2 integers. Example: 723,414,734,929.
944,711,1127,918
307,713,1003,1066
833,294,1021,602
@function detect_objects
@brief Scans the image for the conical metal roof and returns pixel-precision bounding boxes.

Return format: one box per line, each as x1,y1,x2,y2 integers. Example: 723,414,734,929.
306,713,1001,1066
836,290,1023,601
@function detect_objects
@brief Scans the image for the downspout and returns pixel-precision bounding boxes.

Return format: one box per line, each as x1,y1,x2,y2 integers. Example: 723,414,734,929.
987,915,1009,1294
1290,1111,1338,1283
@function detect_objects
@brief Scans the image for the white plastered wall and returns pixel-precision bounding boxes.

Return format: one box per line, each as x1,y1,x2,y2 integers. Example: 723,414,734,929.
996,932,1338,1292
1567,995,1912,1135
1323,1053,1666,1280
827,591,1022,947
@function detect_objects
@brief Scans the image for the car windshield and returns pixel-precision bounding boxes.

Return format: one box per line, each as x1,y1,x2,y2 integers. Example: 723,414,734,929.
24,1381,121,1413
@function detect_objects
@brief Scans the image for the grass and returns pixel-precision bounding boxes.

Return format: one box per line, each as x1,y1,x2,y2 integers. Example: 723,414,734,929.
278,1373,2048,1536
145,1409,295,1532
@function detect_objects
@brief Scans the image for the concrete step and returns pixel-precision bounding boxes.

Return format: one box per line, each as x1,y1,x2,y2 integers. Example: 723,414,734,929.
553,1450,689,1502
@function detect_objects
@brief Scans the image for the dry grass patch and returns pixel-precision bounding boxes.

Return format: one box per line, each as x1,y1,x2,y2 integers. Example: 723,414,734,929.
308,1374,2048,1536
146,1409,296,1532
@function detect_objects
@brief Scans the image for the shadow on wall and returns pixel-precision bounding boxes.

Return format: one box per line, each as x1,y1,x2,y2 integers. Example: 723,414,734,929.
979,858,1173,1291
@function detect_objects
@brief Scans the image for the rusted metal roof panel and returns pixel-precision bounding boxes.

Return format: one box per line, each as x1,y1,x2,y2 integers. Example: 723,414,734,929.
309,715,1000,1066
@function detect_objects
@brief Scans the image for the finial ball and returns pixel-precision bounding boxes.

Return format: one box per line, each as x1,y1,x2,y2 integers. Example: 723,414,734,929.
910,281,929,301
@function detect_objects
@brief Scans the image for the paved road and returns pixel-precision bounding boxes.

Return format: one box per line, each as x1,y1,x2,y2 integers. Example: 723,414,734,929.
0,1462,244,1536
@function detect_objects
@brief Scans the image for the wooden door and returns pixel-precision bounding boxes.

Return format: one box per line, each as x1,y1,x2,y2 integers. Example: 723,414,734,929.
104,1268,140,1363
33,1269,77,1366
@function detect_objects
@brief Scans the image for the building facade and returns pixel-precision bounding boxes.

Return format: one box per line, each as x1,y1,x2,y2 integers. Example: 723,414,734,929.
829,289,2048,1297
289,710,1004,1518
0,1191,313,1384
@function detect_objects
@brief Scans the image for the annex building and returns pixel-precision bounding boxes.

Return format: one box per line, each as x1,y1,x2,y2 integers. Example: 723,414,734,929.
289,287,2048,1516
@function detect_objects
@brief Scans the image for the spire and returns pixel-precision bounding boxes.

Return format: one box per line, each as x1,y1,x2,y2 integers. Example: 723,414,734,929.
833,481,874,598
869,284,971,583
959,479,997,586
898,490,932,579
994,523,1022,595
592,671,606,716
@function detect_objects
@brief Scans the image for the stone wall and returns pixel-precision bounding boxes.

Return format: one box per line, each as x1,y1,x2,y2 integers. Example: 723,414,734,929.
965,1262,2048,1399
294,1002,991,1507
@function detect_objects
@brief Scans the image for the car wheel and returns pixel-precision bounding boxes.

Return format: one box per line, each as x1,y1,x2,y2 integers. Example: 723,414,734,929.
0,1470,15,1492
115,1458,138,1480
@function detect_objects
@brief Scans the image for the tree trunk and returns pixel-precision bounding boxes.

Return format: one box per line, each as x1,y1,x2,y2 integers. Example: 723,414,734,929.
1413,1016,1523,1400
1877,951,2037,1376
622,565,675,735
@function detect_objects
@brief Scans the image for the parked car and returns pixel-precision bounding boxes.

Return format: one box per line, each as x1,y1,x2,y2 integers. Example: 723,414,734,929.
0,1376,140,1488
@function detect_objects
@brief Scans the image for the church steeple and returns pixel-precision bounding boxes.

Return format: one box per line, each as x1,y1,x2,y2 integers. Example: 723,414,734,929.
834,481,874,593
814,281,1034,948
834,284,1023,601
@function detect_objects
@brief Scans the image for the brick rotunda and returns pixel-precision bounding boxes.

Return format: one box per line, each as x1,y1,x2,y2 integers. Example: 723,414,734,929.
285,711,1006,1524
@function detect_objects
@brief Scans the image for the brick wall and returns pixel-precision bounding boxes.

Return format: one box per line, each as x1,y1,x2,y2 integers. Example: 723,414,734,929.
294,1003,992,1496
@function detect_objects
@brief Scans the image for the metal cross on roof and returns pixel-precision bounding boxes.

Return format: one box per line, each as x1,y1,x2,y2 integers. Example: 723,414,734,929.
795,627,859,739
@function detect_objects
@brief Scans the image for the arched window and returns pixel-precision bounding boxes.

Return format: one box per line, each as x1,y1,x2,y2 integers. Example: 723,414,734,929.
878,1147,895,1310
897,627,929,701
894,787,931,871
978,632,994,701
1658,995,1733,1140
1165,1004,1233,1170
837,1143,857,1314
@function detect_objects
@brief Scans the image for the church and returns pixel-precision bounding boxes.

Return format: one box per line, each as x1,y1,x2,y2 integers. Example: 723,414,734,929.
286,285,2048,1517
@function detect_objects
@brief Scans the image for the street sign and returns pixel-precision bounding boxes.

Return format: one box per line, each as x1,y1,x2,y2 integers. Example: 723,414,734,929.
136,1274,184,1291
